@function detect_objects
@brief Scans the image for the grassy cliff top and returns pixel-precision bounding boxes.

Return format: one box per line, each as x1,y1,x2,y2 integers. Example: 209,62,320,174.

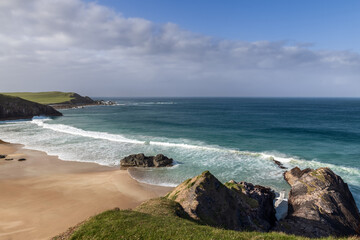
53,198,350,240
1,91,76,105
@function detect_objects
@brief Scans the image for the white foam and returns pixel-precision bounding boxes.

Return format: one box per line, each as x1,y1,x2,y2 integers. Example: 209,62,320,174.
127,168,178,187
31,119,144,145
1,118,358,198
29,119,360,179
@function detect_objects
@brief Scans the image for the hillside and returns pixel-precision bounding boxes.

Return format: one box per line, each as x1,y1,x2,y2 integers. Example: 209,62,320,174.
53,198,350,240
0,94,62,120
1,92,95,105
54,168,360,239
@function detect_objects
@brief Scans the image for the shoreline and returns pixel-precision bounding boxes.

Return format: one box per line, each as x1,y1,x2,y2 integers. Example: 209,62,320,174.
50,101,116,110
0,140,173,240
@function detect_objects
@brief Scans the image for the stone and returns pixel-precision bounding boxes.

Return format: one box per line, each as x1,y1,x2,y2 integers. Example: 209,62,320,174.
0,154,6,158
153,154,173,167
166,171,276,232
275,167,360,237
120,153,173,168
269,156,287,169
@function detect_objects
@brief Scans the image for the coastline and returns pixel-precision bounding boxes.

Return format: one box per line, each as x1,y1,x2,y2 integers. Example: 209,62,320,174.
50,101,116,110
0,141,172,240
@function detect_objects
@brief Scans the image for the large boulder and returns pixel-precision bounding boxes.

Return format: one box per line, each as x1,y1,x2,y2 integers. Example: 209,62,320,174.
166,171,276,231
234,181,277,228
275,167,360,237
120,153,173,168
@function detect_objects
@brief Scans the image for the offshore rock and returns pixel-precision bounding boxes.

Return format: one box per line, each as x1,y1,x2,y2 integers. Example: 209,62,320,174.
120,153,173,168
275,167,360,237
166,171,276,231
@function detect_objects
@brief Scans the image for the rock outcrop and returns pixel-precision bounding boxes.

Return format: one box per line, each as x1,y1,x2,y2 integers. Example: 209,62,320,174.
0,94,62,120
166,171,276,231
275,167,360,237
49,93,116,109
120,153,173,168
67,93,95,105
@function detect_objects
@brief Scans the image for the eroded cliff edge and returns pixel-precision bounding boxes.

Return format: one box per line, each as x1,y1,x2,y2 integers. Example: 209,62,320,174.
0,94,62,120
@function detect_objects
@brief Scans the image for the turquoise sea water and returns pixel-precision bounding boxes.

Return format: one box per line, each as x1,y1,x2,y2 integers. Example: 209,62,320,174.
0,98,359,206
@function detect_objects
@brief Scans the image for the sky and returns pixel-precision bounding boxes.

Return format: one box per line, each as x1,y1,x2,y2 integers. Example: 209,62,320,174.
0,0,359,97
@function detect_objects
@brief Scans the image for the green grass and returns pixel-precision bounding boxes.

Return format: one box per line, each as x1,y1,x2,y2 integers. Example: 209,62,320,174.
1,91,75,104
54,198,354,240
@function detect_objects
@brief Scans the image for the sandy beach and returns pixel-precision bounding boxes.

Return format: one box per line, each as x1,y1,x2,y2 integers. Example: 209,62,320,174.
0,141,172,240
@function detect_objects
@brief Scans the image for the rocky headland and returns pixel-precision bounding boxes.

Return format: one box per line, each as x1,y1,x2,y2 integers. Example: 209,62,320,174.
51,160,360,239
0,94,62,120
49,93,116,109
166,170,276,232
164,167,359,237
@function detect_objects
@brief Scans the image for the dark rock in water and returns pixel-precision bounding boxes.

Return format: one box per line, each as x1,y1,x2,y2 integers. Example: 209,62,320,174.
5,158,13,161
18,158,26,161
0,155,6,158
153,154,173,167
270,157,287,169
0,94,62,120
275,167,360,237
120,153,173,168
166,171,276,232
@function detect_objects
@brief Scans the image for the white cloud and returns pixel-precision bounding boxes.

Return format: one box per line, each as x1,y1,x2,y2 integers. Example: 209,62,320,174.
0,0,359,97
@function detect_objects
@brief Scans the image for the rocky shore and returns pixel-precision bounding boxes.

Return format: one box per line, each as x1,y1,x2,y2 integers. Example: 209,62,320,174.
164,167,360,237
50,99,116,109
117,152,360,238
47,92,116,109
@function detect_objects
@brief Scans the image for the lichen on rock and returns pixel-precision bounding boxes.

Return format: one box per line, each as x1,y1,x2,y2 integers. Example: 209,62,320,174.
275,167,360,237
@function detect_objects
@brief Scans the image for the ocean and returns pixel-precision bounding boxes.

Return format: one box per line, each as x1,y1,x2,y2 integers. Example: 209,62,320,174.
1,98,359,206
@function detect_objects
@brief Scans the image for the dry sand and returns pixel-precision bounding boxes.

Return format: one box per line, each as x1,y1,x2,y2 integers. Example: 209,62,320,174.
0,141,172,240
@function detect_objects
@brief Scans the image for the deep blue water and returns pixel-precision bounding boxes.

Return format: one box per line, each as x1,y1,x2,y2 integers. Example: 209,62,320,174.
1,98,359,206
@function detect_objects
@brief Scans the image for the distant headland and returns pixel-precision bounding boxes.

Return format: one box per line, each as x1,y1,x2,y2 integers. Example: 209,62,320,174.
0,91,115,120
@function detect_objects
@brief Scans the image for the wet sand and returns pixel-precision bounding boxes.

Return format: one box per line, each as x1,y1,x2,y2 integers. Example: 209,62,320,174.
0,141,172,240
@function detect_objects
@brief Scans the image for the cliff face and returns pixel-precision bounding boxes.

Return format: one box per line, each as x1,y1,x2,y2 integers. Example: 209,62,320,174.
275,167,360,237
0,94,62,120
67,93,95,105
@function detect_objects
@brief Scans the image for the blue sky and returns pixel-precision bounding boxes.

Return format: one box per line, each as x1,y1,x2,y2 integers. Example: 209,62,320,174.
1,0,360,97
92,0,360,52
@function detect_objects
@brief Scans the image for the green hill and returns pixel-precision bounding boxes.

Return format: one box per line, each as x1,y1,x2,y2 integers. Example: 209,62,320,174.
2,91,75,105
53,198,349,240
1,91,77,105
0,94,62,120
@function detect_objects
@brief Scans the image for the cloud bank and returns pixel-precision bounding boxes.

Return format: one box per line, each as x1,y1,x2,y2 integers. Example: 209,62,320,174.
1,0,359,97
